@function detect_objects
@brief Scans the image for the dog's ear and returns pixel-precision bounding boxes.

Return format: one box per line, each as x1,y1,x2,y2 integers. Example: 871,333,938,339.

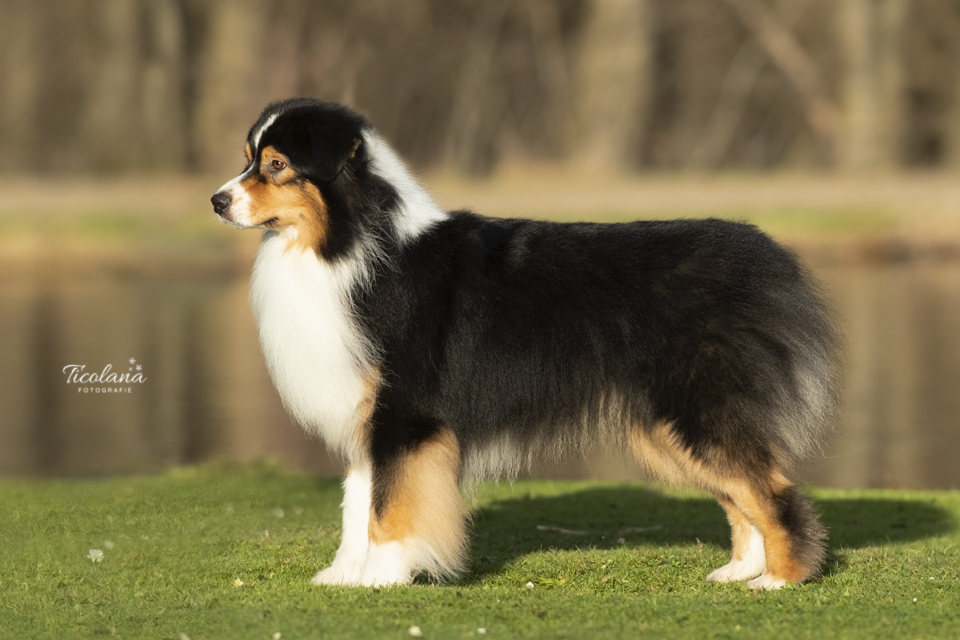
302,126,363,183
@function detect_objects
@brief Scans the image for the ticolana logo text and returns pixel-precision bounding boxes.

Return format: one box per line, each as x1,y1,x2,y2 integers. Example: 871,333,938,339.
62,358,148,394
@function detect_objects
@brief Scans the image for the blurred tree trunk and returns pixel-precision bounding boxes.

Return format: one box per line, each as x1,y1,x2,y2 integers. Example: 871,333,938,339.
943,17,960,168
193,0,269,171
443,0,509,174
838,0,907,171
526,2,574,157
260,0,306,101
140,0,187,171
0,4,42,171
573,0,654,171
79,0,143,172
909,0,960,169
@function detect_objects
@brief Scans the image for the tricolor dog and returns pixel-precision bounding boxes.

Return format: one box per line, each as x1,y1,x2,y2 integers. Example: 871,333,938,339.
211,98,842,589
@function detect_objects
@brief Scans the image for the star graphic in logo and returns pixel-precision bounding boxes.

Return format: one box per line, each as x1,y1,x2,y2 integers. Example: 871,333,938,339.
129,358,136,365
136,364,142,371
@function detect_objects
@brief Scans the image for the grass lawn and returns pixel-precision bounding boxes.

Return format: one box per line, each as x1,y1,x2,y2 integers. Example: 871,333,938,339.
1,464,958,639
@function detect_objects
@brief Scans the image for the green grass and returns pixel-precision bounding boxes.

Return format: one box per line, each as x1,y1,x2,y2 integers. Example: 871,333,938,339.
2,463,958,639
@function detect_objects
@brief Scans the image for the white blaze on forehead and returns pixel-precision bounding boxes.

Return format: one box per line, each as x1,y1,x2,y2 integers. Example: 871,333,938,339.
251,113,279,150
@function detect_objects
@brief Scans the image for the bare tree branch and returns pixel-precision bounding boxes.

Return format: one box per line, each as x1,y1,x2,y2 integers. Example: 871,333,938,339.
687,0,814,170
721,0,841,145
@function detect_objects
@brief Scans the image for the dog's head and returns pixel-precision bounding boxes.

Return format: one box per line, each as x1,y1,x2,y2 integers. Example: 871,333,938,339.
210,98,372,253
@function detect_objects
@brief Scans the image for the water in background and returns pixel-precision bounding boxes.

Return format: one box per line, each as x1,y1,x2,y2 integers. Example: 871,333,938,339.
2,263,959,489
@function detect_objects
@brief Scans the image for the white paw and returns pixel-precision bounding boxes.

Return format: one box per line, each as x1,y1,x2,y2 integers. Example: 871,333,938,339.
310,561,364,586
706,559,765,582
746,573,789,590
356,542,415,587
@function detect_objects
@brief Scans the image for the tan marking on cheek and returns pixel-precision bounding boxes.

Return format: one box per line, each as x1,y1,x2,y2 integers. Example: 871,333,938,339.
240,175,330,253
285,181,329,252
369,428,467,573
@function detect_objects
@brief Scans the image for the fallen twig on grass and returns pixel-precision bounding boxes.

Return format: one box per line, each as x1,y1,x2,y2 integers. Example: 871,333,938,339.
536,524,663,536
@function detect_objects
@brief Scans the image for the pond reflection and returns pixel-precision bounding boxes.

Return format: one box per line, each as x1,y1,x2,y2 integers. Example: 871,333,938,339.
1,262,959,488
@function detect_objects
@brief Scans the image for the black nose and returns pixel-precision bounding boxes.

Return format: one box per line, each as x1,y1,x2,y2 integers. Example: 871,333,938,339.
211,192,232,216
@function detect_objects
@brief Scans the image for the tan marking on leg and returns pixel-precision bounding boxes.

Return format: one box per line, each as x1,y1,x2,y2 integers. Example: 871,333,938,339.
346,367,379,462
723,479,807,584
627,423,689,485
707,494,767,582
718,497,753,563
629,422,813,585
369,427,467,577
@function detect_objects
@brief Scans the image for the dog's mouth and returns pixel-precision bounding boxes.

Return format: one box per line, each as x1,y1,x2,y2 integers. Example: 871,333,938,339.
216,215,283,232
210,191,281,230
213,213,247,229
213,213,280,231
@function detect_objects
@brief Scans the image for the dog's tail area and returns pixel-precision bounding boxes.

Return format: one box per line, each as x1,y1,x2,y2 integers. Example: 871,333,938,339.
627,256,841,585
762,263,845,468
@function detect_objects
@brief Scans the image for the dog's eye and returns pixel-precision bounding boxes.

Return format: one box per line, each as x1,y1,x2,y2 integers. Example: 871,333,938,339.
271,159,287,171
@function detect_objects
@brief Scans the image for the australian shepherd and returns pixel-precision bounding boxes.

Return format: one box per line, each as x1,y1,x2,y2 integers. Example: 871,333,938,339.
211,98,842,590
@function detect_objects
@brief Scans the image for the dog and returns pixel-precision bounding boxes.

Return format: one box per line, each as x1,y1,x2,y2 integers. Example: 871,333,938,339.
211,98,842,589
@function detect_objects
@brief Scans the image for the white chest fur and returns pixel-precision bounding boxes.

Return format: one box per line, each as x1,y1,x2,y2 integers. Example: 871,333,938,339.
250,230,373,459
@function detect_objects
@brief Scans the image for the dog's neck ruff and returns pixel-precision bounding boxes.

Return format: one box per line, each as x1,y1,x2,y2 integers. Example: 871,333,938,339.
250,228,375,460
362,130,448,243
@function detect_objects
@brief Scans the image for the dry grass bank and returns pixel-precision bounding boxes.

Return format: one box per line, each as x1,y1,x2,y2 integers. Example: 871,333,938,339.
3,172,960,275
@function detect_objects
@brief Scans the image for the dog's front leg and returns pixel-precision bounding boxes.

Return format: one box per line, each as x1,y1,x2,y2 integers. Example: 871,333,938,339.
310,463,372,585
357,427,467,586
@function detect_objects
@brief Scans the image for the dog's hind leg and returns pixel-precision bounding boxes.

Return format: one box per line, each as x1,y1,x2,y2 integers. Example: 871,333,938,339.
628,423,824,589
359,427,467,586
716,472,826,589
310,463,373,585
706,496,766,582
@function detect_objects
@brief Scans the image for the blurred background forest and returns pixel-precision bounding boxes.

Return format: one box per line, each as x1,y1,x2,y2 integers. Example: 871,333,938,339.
3,0,960,489
4,0,960,176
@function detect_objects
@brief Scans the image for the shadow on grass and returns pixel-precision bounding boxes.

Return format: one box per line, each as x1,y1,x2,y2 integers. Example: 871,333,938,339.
465,486,956,581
